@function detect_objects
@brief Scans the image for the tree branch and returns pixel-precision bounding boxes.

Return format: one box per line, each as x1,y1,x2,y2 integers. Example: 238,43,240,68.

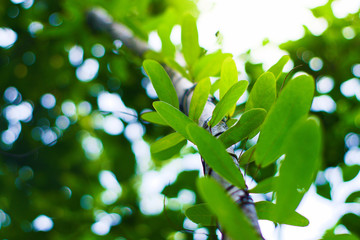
87,8,264,240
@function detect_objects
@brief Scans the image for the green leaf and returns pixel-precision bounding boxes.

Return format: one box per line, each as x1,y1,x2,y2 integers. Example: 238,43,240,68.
275,118,322,220
185,203,216,226
153,101,196,141
141,111,168,126
209,80,248,127
197,178,259,240
245,72,276,112
219,108,267,148
255,201,309,227
143,60,179,108
267,55,290,80
226,118,237,128
164,58,191,79
340,213,360,237
150,132,187,160
181,14,200,68
249,176,278,193
210,78,220,95
341,165,360,182
255,75,315,167
186,125,246,189
162,170,199,198
239,145,256,166
220,57,238,100
158,24,175,59
193,51,232,81
322,233,359,240
189,78,211,123
345,191,360,203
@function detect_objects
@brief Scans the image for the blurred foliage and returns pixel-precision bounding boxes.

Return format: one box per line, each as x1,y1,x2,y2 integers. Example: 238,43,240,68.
0,0,199,239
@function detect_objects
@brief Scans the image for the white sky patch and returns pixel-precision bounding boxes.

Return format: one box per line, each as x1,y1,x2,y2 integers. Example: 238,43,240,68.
331,0,360,19
197,0,327,56
148,31,162,51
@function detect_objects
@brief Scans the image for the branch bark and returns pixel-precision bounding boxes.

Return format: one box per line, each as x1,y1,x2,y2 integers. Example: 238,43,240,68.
87,8,264,240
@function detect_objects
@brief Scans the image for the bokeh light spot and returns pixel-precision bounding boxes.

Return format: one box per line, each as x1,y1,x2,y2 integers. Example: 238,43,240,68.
55,115,70,130
91,44,105,58
342,26,355,39
0,28,17,48
41,93,56,109
78,101,92,116
316,76,334,94
76,58,99,82
49,13,63,27
311,95,336,113
103,115,124,135
309,57,323,71
61,100,76,117
68,45,83,66
28,22,43,36
32,215,53,232
4,87,19,103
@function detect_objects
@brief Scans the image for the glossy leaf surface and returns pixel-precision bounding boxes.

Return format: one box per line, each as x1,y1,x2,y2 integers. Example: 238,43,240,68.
245,72,276,112
150,132,187,160
209,80,248,127
197,178,259,240
153,101,196,141
239,145,256,166
143,60,179,108
249,176,278,193
141,111,168,126
189,78,211,123
219,108,266,148
345,191,360,203
267,55,290,80
275,118,322,220
193,51,232,81
220,57,238,99
187,125,246,189
181,14,200,68
185,203,216,226
255,201,309,227
255,75,315,167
